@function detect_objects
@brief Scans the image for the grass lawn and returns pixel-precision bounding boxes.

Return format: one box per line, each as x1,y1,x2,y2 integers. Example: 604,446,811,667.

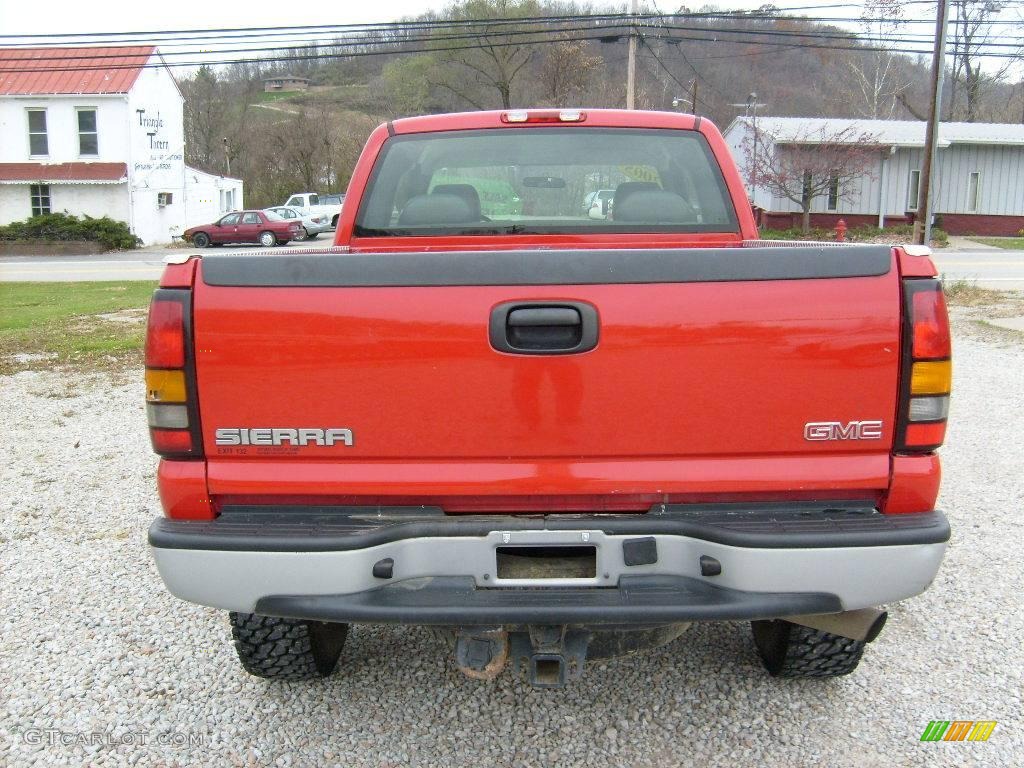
0,281,156,372
942,278,1008,307
256,90,299,102
970,237,1024,250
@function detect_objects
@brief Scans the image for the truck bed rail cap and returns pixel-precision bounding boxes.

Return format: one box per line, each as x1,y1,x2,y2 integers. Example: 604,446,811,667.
199,245,893,288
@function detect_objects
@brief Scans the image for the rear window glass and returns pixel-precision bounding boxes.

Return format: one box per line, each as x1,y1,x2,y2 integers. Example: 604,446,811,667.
354,128,738,236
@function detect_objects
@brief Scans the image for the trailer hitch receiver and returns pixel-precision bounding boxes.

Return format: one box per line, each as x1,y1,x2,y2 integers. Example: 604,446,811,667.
510,625,591,689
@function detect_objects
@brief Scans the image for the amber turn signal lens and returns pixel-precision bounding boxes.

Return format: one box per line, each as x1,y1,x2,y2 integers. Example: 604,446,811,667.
910,360,951,395
145,369,187,402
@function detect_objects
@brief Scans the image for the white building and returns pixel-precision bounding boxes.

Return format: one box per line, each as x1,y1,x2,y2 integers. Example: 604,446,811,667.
724,117,1024,236
0,46,243,245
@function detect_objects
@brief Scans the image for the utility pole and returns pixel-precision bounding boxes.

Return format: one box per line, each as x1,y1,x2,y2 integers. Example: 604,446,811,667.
626,0,638,109
749,93,759,202
732,93,766,199
914,0,950,246
691,78,699,116
223,137,231,177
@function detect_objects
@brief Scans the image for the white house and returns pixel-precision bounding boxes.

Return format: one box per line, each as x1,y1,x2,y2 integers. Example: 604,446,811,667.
724,117,1024,236
0,46,243,245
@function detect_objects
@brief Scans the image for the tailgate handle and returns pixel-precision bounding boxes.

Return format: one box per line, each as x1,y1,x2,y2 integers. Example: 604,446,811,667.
508,307,580,327
490,301,599,355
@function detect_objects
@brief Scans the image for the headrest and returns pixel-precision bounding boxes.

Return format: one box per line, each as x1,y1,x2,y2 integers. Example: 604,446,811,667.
612,181,661,212
432,184,481,220
612,190,696,224
397,194,476,227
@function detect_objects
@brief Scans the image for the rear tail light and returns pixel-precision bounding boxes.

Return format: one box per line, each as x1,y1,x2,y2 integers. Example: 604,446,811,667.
896,279,951,453
145,300,185,367
145,289,203,458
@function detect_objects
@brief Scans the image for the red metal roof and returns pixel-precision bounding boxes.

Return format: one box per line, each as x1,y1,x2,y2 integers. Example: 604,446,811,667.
0,162,128,182
0,46,155,95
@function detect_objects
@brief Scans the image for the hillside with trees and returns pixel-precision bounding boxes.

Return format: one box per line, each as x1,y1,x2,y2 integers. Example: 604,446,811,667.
180,0,1024,208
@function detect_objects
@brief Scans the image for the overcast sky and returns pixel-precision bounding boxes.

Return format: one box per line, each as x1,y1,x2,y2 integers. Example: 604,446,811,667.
0,0,448,35
0,1,849,37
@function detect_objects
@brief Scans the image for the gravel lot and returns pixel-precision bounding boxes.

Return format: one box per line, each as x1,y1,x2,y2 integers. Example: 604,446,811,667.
1,316,1022,767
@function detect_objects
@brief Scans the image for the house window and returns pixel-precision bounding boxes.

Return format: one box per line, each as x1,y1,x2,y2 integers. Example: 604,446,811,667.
27,109,48,156
826,170,839,211
30,184,51,216
967,172,981,213
907,169,921,211
77,108,98,156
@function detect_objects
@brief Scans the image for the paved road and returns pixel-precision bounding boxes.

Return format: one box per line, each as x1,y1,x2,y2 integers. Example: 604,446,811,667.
0,243,328,282
1,246,1022,288
931,250,1024,291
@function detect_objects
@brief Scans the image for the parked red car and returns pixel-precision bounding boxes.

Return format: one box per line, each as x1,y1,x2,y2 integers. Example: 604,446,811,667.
184,210,302,248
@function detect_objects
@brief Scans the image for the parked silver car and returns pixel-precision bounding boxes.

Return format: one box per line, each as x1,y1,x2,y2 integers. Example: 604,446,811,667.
263,206,332,241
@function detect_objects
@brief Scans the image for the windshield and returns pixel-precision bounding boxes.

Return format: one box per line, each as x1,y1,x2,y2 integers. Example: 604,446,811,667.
354,128,737,237
263,210,284,222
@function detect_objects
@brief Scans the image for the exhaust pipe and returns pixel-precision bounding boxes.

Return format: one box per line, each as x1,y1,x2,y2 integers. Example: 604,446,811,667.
784,608,888,643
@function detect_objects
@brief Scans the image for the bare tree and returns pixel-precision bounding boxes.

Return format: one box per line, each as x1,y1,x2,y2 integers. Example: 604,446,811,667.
743,122,879,233
845,0,908,118
537,39,603,105
181,66,259,175
948,0,1014,121
428,0,543,109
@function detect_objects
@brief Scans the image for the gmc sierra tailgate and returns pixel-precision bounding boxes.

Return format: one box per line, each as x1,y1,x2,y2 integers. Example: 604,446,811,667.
191,245,901,510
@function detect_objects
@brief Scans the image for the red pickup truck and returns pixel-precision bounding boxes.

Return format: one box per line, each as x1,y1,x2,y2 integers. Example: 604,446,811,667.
146,109,951,688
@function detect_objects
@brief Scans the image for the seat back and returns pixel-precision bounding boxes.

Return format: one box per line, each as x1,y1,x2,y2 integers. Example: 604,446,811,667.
432,184,482,220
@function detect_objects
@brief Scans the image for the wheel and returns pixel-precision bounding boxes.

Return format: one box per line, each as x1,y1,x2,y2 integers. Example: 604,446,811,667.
751,620,866,678
258,231,277,247
293,227,309,242
229,612,348,680
331,214,339,228
192,232,210,248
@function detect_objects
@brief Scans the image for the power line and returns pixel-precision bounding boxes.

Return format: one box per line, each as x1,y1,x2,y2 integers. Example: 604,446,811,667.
6,18,1019,62
641,36,729,108
0,32,625,74
1,13,1021,77
1,9,1020,46
1,17,1019,70
0,24,642,64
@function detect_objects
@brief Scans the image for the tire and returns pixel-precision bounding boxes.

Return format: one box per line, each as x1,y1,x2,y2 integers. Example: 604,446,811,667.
258,230,277,247
192,232,210,248
751,620,866,678
293,227,309,242
229,612,348,680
